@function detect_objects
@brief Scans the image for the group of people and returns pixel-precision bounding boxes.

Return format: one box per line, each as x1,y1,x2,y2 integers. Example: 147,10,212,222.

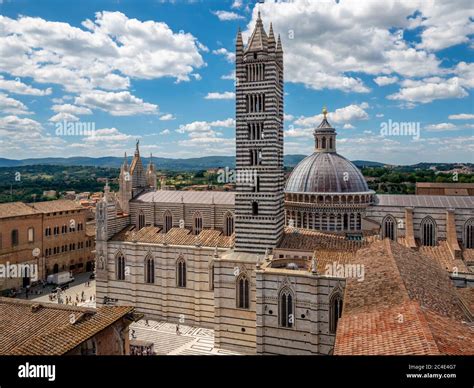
49,290,96,306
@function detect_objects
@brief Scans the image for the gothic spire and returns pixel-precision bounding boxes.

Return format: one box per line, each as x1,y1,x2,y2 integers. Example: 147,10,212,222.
245,11,268,52
268,22,276,52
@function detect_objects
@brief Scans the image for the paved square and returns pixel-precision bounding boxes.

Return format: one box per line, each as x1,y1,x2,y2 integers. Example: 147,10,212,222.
130,320,240,355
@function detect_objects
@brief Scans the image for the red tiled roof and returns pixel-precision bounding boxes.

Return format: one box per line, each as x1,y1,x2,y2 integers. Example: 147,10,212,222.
334,239,474,355
0,297,134,355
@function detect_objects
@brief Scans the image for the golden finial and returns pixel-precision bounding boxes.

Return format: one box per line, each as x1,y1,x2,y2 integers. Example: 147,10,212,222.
322,106,328,119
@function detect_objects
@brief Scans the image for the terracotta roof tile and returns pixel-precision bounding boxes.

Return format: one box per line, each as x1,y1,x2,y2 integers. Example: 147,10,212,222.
111,226,234,248
0,202,41,218
0,297,134,355
334,239,474,355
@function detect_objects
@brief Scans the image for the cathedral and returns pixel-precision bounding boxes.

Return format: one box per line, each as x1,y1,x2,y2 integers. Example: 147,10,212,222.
96,14,474,355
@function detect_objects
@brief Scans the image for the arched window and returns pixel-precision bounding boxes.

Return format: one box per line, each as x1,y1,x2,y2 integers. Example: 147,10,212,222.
382,215,396,240
315,138,319,149
193,212,203,235
11,229,19,246
464,219,474,249
209,262,214,291
116,252,126,280
145,255,154,284
343,214,348,230
176,257,186,287
279,288,294,328
237,274,250,309
53,263,59,274
164,211,173,233
224,212,234,236
322,137,326,149
27,227,34,243
252,201,259,216
138,210,145,230
421,216,436,246
329,293,343,334
329,137,333,149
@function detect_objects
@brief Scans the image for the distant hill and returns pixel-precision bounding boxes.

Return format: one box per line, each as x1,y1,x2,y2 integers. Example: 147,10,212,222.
0,155,387,170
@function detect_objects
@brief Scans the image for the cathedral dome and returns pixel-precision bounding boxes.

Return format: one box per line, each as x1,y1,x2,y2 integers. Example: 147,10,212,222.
285,152,370,193
285,107,371,195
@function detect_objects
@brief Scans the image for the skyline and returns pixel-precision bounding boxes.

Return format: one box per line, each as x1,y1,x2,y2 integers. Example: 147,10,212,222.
0,0,473,164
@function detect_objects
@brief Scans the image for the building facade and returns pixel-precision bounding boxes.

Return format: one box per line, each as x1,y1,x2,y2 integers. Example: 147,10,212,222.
96,16,474,355
0,199,95,292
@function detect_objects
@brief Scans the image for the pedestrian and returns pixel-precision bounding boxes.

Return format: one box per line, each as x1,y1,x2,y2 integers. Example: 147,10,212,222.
176,323,180,335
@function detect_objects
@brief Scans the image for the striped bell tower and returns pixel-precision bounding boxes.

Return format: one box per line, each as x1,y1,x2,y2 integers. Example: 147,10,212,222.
234,13,285,253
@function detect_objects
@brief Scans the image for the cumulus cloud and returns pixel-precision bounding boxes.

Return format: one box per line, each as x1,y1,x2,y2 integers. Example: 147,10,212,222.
244,0,471,93
449,113,474,120
212,10,244,21
374,76,399,86
75,90,158,116
0,11,204,117
212,48,236,63
51,104,92,115
48,112,80,122
0,76,52,96
387,77,468,103
0,93,31,115
82,127,134,143
424,123,458,132
159,113,176,121
0,115,42,134
294,103,369,128
204,91,235,100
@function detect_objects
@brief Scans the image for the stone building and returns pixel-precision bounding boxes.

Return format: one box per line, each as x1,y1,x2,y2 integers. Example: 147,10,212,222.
0,202,44,291
95,15,474,355
29,199,95,275
0,199,95,292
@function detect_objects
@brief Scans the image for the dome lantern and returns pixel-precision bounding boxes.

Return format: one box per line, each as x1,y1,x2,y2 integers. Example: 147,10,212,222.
314,106,337,153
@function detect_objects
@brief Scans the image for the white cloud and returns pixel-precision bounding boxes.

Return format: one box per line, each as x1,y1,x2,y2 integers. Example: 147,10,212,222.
48,112,80,122
424,123,458,132
221,71,236,80
83,127,134,143
387,77,468,103
212,48,236,63
0,115,42,134
373,76,398,86
51,104,92,115
212,10,244,21
294,103,369,127
177,118,235,134
343,123,355,129
159,113,176,121
0,93,30,115
284,113,295,122
449,113,474,120
376,113,385,118
75,90,158,116
160,129,170,135
245,0,471,93
0,76,52,96
231,0,243,9
0,12,204,96
204,91,235,100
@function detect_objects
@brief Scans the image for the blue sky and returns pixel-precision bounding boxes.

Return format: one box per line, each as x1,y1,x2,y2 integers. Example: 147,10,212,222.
0,0,472,164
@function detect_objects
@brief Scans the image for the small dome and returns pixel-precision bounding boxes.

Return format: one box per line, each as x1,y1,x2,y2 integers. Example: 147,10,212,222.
285,152,370,193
